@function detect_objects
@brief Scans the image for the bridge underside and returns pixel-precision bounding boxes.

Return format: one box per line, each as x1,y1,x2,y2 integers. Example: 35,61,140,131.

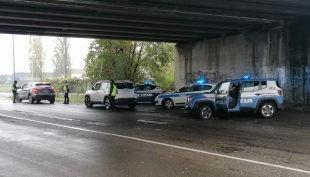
0,0,309,43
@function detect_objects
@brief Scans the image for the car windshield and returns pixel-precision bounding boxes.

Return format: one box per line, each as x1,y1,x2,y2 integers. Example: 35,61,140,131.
115,83,134,89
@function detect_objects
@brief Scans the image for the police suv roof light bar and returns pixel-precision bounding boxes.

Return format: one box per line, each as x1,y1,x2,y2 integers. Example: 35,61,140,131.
241,74,251,80
196,79,205,84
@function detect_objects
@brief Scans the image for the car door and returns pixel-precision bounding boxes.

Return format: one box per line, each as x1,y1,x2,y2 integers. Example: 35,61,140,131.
19,83,29,99
97,83,108,102
90,83,102,102
174,85,193,104
215,82,230,112
240,81,265,109
228,82,242,112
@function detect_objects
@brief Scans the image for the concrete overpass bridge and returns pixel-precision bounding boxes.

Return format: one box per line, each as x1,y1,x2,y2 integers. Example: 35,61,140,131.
0,0,308,42
1,0,310,104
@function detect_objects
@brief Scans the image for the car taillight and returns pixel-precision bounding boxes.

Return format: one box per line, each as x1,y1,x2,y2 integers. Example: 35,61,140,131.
277,90,282,95
52,89,56,93
33,88,40,94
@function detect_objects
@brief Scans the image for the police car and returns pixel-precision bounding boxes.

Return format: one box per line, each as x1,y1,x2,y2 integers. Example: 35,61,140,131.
184,74,284,119
155,81,216,109
134,82,163,103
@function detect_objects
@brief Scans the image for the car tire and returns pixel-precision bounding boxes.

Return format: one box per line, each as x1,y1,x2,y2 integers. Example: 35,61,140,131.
49,99,55,104
128,104,136,109
259,102,276,118
104,97,111,110
163,99,174,109
28,95,35,104
85,96,93,108
199,105,213,120
16,94,22,102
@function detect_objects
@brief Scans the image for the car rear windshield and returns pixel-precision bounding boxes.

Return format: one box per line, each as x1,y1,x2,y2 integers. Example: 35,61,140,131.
36,83,52,88
115,83,134,89
276,81,281,88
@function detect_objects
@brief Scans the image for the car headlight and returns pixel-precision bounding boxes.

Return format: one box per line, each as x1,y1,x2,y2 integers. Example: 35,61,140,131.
187,97,192,102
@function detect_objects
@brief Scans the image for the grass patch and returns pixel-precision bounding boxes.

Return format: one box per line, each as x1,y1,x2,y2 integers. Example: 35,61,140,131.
0,84,11,91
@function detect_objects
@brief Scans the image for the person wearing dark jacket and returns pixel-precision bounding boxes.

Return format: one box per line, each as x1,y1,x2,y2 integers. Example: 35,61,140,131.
109,79,117,111
229,84,239,108
12,80,19,103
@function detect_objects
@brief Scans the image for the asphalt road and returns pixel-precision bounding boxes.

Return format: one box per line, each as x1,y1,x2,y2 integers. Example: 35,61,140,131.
0,94,310,177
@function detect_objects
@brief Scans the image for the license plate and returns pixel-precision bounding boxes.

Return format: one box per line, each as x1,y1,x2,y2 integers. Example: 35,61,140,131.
42,90,49,94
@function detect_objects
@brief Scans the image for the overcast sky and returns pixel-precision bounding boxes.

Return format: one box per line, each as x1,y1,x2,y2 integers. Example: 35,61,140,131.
0,34,93,75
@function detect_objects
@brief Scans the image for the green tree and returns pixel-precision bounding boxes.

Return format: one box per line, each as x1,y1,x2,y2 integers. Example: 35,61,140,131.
84,40,175,90
52,37,71,78
29,37,45,81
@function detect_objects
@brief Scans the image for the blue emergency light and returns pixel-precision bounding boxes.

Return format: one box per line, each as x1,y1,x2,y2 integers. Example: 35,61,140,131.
196,79,205,84
144,81,152,85
241,74,251,80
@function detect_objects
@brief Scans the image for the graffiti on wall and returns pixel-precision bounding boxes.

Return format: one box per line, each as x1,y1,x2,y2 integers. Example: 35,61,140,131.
184,70,228,84
290,66,310,104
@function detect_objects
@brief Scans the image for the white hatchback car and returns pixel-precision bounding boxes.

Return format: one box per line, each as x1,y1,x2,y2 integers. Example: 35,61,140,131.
155,83,216,109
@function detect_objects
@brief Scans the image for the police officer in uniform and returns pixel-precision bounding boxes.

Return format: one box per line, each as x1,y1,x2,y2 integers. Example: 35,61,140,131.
229,84,239,108
63,80,70,104
12,80,18,103
109,79,117,111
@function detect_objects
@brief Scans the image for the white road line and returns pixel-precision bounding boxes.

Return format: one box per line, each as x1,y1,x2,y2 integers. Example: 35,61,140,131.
0,113,310,174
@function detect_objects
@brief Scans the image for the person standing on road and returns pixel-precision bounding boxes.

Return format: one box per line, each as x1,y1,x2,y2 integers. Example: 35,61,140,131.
109,79,117,111
63,80,70,104
12,80,19,103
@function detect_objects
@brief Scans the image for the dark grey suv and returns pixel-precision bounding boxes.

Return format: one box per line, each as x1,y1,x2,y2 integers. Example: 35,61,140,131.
15,82,56,104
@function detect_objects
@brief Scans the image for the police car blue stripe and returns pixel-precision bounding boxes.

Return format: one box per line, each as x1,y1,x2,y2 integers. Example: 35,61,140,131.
158,94,192,98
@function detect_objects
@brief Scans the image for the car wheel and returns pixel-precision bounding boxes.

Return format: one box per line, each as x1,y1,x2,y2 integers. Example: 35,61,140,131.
163,99,174,109
28,95,35,104
16,94,22,102
199,105,213,120
49,99,55,104
104,97,111,110
85,96,93,108
260,102,276,118
128,104,136,109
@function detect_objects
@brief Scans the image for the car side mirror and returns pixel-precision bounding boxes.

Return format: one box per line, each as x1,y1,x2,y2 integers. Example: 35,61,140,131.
92,86,94,91
175,90,180,93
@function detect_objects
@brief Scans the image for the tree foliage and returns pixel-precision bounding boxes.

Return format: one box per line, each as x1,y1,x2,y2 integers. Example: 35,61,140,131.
52,37,71,78
84,40,175,91
29,37,45,81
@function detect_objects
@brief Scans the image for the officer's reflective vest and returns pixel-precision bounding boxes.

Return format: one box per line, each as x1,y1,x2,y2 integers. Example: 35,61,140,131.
111,85,117,96
12,84,16,91
64,83,69,91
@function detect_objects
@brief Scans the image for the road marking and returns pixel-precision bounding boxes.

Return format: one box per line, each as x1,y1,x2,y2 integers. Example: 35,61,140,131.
0,114,310,174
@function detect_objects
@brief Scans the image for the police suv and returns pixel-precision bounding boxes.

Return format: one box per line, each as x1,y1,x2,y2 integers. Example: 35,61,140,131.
134,83,163,104
84,80,137,109
155,82,216,109
185,75,284,119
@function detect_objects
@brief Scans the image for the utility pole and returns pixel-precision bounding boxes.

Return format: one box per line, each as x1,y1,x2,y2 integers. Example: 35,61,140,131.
64,38,67,79
12,34,15,81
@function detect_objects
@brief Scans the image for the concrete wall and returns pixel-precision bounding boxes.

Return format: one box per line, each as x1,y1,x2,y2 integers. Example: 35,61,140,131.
175,19,310,104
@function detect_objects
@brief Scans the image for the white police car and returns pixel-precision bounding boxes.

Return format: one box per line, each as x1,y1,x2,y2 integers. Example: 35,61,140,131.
155,82,216,109
134,82,163,104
